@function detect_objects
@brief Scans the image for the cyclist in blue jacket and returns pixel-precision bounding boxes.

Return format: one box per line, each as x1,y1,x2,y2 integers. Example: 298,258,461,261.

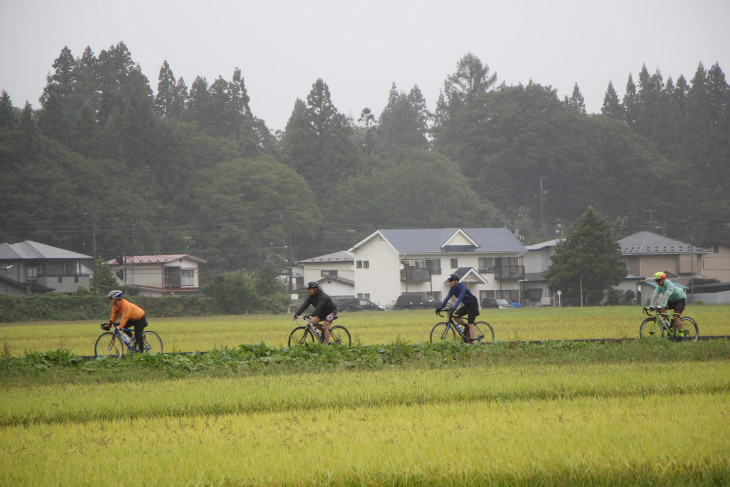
436,273,480,341
646,271,688,336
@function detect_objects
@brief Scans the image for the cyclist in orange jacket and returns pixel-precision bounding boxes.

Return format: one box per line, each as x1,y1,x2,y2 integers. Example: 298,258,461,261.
103,290,147,352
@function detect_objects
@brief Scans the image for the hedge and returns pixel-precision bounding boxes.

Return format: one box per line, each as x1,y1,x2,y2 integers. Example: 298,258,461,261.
0,294,217,322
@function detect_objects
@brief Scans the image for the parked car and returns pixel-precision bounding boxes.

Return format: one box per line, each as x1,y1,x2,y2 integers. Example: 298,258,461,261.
481,298,512,309
334,297,384,312
395,293,439,309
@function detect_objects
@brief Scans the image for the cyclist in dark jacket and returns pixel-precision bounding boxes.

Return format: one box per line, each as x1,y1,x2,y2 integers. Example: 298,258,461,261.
293,282,338,344
436,273,480,341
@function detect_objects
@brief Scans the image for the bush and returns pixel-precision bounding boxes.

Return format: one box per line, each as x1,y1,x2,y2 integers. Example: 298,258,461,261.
0,294,215,322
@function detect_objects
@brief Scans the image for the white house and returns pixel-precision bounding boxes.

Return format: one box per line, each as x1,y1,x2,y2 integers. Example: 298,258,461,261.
521,239,561,307
297,251,354,297
107,254,207,296
348,228,527,308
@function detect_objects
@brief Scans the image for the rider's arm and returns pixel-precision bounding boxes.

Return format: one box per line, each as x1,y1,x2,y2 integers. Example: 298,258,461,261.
293,295,312,317
437,289,454,310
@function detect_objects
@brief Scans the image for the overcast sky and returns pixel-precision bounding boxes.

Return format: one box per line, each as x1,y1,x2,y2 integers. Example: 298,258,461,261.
1,0,728,132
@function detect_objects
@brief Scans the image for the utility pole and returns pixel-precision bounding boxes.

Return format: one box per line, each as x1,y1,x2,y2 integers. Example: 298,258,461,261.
538,176,547,233
285,210,294,292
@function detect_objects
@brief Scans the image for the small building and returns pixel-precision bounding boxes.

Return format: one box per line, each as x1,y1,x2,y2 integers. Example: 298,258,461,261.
0,240,92,295
619,231,706,287
297,251,354,297
107,254,207,296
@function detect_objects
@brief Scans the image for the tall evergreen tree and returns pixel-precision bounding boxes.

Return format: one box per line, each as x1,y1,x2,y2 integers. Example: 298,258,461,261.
545,206,627,305
375,83,430,150
601,80,623,120
565,83,586,113
281,79,360,180
0,91,16,129
623,74,640,128
155,60,177,118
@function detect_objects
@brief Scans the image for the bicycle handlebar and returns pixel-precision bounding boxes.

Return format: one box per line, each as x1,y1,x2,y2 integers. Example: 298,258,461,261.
436,308,454,318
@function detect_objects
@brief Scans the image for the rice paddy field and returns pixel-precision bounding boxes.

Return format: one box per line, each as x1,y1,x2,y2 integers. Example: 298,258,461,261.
1,305,729,486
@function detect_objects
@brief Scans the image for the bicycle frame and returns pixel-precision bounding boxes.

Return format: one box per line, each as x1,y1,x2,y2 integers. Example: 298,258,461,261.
640,308,699,341
436,310,481,342
95,323,163,358
289,314,351,347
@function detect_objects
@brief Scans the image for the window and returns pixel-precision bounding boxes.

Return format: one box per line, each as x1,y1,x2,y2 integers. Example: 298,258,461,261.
450,258,458,269
26,265,39,280
479,257,494,272
181,270,194,286
363,261,369,269
356,261,362,268
321,270,338,277
357,292,371,300
424,258,440,274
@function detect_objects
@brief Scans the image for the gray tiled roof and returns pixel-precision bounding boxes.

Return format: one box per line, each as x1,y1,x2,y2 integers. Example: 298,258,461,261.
618,231,705,255
377,228,526,254
299,251,353,264
0,240,92,260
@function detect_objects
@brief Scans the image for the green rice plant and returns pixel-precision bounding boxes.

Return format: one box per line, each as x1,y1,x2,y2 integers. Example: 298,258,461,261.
1,305,729,358
1,360,728,486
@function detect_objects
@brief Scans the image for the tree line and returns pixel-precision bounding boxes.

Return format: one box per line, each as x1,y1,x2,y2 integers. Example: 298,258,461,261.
1,43,728,281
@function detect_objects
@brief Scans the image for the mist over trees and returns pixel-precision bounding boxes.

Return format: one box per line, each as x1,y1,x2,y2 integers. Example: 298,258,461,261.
1,43,728,279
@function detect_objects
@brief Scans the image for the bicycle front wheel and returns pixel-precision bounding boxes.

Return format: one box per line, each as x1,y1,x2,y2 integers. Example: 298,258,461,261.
473,321,495,342
288,326,315,347
680,317,699,342
95,332,123,359
639,317,664,338
141,331,163,354
329,325,351,346
430,322,456,343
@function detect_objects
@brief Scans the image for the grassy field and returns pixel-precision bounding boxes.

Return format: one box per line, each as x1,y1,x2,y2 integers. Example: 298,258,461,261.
1,305,729,486
1,305,729,357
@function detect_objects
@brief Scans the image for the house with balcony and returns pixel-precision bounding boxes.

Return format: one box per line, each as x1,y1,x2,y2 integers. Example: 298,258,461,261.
0,240,93,295
107,254,207,296
348,228,527,307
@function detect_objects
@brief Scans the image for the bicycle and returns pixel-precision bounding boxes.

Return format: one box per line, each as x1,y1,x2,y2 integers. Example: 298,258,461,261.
288,314,351,347
639,307,699,341
430,308,495,344
94,323,164,358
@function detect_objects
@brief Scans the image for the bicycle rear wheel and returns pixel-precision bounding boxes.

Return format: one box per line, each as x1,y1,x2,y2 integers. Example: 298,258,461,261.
329,325,351,346
473,321,495,342
679,317,699,342
141,331,163,354
95,332,123,359
639,317,664,338
430,322,456,343
288,326,315,347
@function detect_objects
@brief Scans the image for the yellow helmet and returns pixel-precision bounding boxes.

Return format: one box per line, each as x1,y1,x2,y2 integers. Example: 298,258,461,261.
653,272,666,281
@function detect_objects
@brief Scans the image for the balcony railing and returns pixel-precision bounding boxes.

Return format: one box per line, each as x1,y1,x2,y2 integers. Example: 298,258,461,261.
400,267,431,282
494,265,524,279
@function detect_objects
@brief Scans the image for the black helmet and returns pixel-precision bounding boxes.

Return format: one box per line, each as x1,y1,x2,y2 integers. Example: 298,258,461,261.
305,281,319,289
447,274,460,282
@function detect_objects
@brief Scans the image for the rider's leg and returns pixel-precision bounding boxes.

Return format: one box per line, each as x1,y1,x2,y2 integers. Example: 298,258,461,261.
322,320,331,344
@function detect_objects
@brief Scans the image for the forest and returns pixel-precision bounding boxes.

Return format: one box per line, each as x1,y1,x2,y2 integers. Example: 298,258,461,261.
1,42,728,277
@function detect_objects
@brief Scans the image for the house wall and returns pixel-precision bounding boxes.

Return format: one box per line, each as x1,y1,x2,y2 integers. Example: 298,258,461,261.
702,244,730,282
690,290,730,304
301,261,354,287
316,278,353,298
37,274,91,293
352,236,401,306
119,265,164,288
